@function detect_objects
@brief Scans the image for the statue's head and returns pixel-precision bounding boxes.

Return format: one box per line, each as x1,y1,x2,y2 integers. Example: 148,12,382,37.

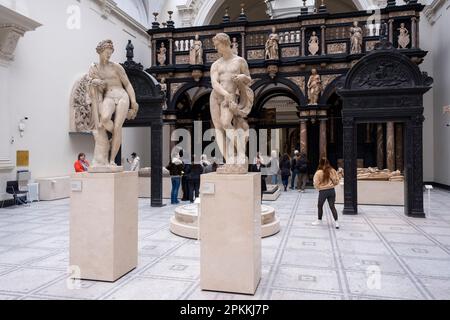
96,40,114,60
195,34,200,40
311,68,317,75
312,31,316,36
213,33,232,55
353,21,358,27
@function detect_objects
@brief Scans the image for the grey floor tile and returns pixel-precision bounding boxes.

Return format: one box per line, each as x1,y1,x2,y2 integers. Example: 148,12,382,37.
0,268,65,294
273,266,341,293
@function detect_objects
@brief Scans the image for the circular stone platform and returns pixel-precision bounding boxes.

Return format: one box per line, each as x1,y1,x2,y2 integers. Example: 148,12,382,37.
170,204,281,239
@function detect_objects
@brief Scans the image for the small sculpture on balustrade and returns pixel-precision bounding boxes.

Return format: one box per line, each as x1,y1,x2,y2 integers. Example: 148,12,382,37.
350,21,363,54
189,34,203,65
397,23,410,49
308,31,319,56
265,27,279,60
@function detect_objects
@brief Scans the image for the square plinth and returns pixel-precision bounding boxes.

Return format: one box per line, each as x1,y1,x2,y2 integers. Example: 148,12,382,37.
70,171,138,282
199,173,262,295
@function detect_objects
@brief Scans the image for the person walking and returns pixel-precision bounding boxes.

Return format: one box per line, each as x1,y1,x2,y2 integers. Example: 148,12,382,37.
297,153,308,193
186,157,203,203
312,158,341,229
290,150,300,190
166,153,184,205
74,153,90,173
280,154,291,192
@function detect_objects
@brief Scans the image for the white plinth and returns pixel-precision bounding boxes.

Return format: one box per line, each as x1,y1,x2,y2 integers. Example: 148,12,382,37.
36,176,70,201
335,180,405,206
70,171,138,282
200,173,261,295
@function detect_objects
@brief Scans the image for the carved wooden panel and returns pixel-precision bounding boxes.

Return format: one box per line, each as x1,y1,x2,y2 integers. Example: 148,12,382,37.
365,40,379,52
247,49,265,60
327,43,347,54
281,46,300,58
175,55,190,64
206,52,220,63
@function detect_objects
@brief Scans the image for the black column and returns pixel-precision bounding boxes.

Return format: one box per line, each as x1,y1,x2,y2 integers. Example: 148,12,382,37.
151,119,164,207
343,117,358,215
404,116,425,217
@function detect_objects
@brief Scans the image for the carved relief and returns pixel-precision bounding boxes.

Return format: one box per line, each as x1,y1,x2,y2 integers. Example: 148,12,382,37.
321,74,339,90
247,49,265,60
281,46,300,58
308,31,320,56
70,74,94,133
365,40,379,52
351,59,413,89
287,76,306,95
206,52,220,63
327,43,347,54
175,55,190,64
327,63,350,70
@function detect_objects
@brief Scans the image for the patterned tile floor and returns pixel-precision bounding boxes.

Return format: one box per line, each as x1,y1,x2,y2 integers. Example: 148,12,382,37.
0,188,449,300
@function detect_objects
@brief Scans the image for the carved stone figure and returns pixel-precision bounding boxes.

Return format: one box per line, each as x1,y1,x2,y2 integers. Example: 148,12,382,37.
158,42,167,66
70,74,94,133
210,33,254,174
265,27,279,60
87,40,139,170
189,35,203,65
308,31,319,56
232,37,239,56
160,77,168,110
350,21,363,54
397,23,410,49
307,69,322,105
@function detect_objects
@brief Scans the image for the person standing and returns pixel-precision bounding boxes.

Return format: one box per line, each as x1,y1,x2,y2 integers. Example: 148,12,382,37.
280,154,291,192
74,153,90,173
290,150,300,190
166,153,184,205
297,153,309,193
312,158,340,229
127,152,140,172
186,157,204,203
250,156,267,200
268,150,280,185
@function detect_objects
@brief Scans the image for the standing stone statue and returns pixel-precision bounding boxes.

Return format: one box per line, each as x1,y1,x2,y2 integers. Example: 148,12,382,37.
350,21,363,54
232,37,239,56
397,23,410,49
189,35,203,65
265,27,280,60
210,33,254,174
308,31,319,56
88,40,139,170
158,42,167,66
307,69,322,105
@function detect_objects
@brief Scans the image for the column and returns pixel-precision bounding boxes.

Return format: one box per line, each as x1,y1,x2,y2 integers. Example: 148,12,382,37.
395,123,404,172
411,17,417,48
376,124,384,169
169,38,173,64
330,117,335,144
241,32,246,57
365,124,372,143
321,25,326,55
151,119,164,207
343,117,358,215
152,39,156,66
300,120,308,156
0,64,12,169
386,121,395,171
388,19,394,43
301,27,306,56
319,119,327,158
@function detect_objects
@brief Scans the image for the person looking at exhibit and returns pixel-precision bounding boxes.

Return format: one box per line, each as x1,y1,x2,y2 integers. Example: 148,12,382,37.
312,158,340,229
74,153,90,173
250,155,267,200
268,150,280,185
186,156,204,203
127,152,140,172
280,154,291,192
297,153,309,193
166,152,184,205
290,150,300,190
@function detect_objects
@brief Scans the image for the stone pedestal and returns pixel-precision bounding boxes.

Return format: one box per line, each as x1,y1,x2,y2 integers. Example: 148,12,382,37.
200,173,261,295
70,171,138,282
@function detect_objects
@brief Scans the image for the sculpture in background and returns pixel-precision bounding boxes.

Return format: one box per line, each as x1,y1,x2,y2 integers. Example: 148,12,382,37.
189,34,203,65
307,69,322,105
397,23,410,49
232,37,239,56
158,42,167,66
350,21,363,54
160,77,168,110
210,33,254,174
70,74,94,133
308,31,319,56
87,39,139,170
265,27,279,60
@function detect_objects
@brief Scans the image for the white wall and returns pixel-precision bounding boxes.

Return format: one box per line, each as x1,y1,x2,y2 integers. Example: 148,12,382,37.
0,0,151,200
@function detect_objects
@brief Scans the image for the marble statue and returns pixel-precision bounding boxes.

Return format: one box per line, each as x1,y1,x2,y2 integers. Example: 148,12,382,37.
88,40,139,170
350,21,363,54
189,35,203,65
397,23,410,49
307,69,322,105
210,33,254,174
265,27,279,60
308,31,319,56
158,42,167,66
160,77,167,110
232,37,239,56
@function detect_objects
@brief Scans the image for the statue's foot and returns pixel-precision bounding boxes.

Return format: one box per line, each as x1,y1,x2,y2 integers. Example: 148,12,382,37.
109,161,117,167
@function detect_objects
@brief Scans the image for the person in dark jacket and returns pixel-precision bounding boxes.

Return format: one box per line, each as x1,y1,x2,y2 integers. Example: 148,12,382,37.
297,153,309,193
186,157,204,203
250,156,267,200
290,150,300,190
280,154,291,192
166,153,184,205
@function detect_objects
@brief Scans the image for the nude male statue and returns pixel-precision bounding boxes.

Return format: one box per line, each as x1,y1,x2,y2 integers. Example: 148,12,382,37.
88,40,139,168
209,33,254,173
